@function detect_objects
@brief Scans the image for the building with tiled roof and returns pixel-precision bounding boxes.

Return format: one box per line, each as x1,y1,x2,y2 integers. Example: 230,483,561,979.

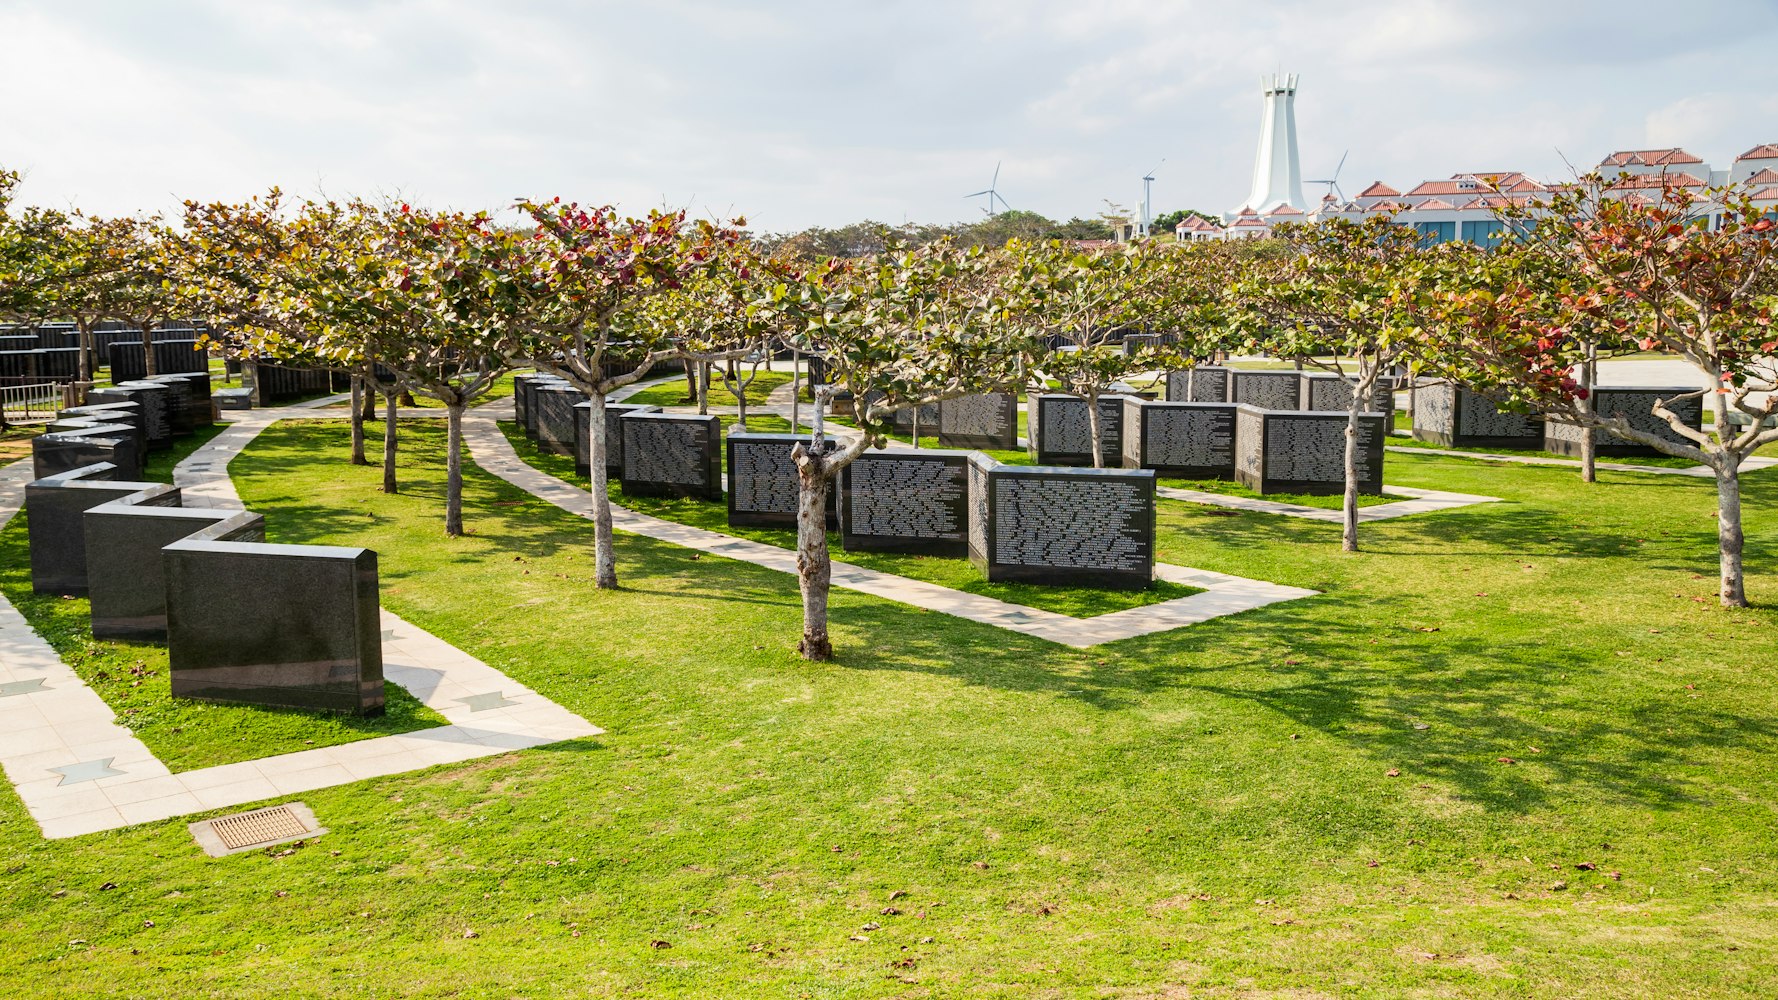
1172,215,1226,242
1600,148,1706,171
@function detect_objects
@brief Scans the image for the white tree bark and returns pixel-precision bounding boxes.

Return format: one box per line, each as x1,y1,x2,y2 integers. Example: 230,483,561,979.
444,402,465,537
349,376,368,465
585,390,619,589
381,389,399,494
1714,456,1746,606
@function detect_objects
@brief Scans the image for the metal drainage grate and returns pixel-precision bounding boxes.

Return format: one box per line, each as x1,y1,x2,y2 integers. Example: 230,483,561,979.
189,802,326,857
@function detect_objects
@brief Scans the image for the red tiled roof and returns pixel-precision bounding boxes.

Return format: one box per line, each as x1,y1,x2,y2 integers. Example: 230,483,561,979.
1602,148,1703,167
1230,216,1270,228
1410,198,1457,211
1610,172,1708,190
1745,167,1778,184
1357,181,1400,197
1750,186,1778,201
1365,200,1405,213
1268,204,1305,216
1176,216,1223,232
1735,143,1778,161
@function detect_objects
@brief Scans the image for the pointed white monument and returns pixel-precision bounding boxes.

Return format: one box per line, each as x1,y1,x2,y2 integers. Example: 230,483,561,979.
1227,74,1308,221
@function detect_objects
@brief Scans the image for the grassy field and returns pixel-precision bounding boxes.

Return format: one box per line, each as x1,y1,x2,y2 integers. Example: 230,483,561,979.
1,413,1776,997
624,370,794,409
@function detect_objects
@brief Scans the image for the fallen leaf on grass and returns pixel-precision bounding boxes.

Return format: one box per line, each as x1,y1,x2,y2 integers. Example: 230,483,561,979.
848,935,870,943
1575,862,1597,870
650,939,672,949
1498,757,1518,765
1385,769,1401,777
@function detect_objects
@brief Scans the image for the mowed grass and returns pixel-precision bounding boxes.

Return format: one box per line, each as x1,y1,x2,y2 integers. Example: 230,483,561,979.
0,417,446,772
624,369,794,409
0,414,1775,996
500,421,1199,617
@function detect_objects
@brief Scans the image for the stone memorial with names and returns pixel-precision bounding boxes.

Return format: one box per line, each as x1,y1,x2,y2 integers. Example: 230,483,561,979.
727,430,837,529
1544,387,1705,458
618,411,722,499
1411,382,1543,449
1120,398,1238,478
968,457,1155,589
937,392,1018,450
1234,404,1386,495
1300,373,1394,418
575,401,658,477
1035,393,1126,466
1229,370,1302,410
838,449,971,556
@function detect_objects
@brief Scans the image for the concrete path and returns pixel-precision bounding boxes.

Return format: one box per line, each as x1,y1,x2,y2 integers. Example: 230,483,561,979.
1156,484,1500,523
1385,442,1778,479
461,408,1317,648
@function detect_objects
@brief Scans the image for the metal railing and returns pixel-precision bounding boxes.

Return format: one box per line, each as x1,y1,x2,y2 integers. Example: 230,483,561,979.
1,381,64,426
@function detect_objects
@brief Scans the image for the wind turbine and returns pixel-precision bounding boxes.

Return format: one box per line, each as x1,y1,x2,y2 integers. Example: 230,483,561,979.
1308,150,1349,202
1140,158,1164,236
966,163,1011,216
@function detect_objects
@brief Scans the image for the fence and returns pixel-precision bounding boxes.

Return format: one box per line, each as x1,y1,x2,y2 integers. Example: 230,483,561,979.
1,381,65,426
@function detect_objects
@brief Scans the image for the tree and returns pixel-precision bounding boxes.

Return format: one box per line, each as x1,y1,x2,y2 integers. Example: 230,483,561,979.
497,202,741,589
1406,179,1778,606
1000,239,1202,468
1230,216,1424,551
1150,208,1218,235
766,240,1019,660
646,252,782,431
107,216,186,379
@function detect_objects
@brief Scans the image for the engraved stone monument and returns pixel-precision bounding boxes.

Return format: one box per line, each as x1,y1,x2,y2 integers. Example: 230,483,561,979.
618,411,722,499
1228,370,1302,409
1544,387,1704,458
727,430,837,529
1121,398,1238,478
969,456,1155,589
936,392,1018,450
1411,382,1543,449
1034,394,1126,466
838,449,972,556
1234,404,1386,495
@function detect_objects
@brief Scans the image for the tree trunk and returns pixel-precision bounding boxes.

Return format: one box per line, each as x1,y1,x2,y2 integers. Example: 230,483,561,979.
586,390,619,589
911,407,921,449
382,390,399,494
1714,456,1748,607
697,362,710,416
793,446,834,661
791,353,801,430
1025,383,1039,459
1084,391,1105,468
684,361,699,402
349,377,368,465
1580,344,1598,483
1342,398,1362,553
141,325,159,378
444,403,465,537
76,322,94,384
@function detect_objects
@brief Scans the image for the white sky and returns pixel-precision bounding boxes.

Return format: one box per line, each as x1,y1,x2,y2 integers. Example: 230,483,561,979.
3,0,1776,232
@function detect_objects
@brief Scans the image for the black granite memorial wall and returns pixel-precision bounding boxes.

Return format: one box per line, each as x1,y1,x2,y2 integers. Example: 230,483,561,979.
248,360,334,404
32,420,144,480
726,430,838,529
107,339,208,381
1233,404,1387,495
1120,398,1238,478
1228,370,1302,409
1411,382,1543,449
152,372,215,429
574,401,659,477
89,382,172,450
837,449,972,556
26,464,385,713
520,376,569,437
57,402,145,458
1300,373,1394,417
1544,387,1705,457
936,392,1018,450
533,384,587,455
1034,394,1126,466
618,411,722,499
968,457,1155,589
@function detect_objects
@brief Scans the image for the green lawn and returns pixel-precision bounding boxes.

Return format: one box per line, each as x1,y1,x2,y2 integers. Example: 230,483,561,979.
625,370,793,409
1,412,1776,996
1159,475,1398,510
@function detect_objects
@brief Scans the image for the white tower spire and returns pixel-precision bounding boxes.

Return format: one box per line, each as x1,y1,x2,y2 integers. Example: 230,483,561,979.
1229,73,1307,220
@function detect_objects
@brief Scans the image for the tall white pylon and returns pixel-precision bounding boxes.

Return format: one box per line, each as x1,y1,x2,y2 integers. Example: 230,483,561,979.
1228,73,1307,220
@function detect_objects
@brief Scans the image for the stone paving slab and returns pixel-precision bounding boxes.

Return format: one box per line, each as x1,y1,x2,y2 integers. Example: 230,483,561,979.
1155,484,1501,523
461,410,1316,648
0,441,601,840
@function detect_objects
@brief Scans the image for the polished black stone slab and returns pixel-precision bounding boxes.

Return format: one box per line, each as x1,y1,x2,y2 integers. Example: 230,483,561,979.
32,422,144,481
937,392,1018,450
838,449,972,555
107,339,208,381
94,381,173,450
968,456,1155,589
727,430,838,529
574,401,658,477
214,387,254,410
1411,382,1543,449
85,486,250,640
248,360,334,404
1120,398,1238,478
1544,387,1704,457
1300,373,1395,418
618,411,722,499
59,401,145,458
151,372,215,428
1034,394,1126,466
165,528,384,715
1233,404,1387,495
532,384,586,455
24,463,150,596
1228,370,1302,409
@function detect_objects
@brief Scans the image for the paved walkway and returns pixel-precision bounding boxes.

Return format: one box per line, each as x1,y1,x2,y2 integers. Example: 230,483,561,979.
461,408,1317,648
0,423,601,840
1156,483,1500,522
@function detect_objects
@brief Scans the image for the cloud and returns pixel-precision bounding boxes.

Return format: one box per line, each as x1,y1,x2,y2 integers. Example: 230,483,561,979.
2,0,1775,230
